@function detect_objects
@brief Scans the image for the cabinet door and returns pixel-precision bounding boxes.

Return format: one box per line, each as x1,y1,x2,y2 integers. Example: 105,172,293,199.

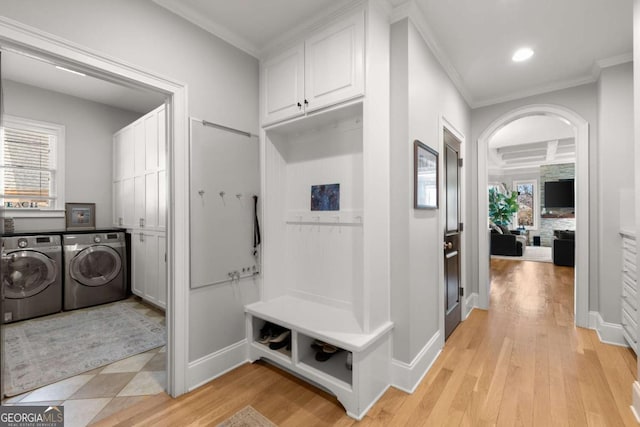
144,232,160,306
134,175,145,228
157,234,167,308
158,106,166,170
122,177,135,228
113,134,123,181
145,172,158,229
261,44,305,126
132,231,146,298
134,121,146,176
158,170,166,230
120,127,135,179
304,11,364,112
113,181,123,227
145,112,158,172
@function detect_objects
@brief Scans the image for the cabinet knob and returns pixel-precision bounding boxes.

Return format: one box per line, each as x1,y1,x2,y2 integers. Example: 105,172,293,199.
297,102,302,109
304,99,309,106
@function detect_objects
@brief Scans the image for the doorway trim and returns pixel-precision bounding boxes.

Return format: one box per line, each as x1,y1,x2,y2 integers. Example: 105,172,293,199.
477,104,589,327
0,17,190,395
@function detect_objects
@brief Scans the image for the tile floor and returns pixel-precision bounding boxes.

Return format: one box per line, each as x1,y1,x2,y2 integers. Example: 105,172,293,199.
2,298,166,427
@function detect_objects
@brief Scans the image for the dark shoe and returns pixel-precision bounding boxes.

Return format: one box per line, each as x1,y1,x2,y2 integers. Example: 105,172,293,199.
269,332,291,350
258,322,274,344
269,329,290,344
315,351,332,361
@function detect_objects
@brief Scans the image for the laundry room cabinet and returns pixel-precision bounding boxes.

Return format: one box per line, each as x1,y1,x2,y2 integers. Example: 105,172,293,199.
248,2,391,420
261,10,365,126
132,230,167,309
113,104,167,310
113,105,166,231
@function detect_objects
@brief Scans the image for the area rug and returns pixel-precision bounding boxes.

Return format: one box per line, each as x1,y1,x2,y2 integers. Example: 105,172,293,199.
217,406,276,427
492,245,552,263
3,302,165,396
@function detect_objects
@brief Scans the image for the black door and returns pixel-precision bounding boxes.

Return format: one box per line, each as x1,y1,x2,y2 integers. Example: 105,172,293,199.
444,129,462,340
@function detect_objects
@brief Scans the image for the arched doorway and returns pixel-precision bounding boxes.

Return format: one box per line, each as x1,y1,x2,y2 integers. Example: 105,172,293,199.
477,104,589,327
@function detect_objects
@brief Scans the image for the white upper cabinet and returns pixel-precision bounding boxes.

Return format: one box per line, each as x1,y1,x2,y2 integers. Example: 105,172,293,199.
113,105,166,230
304,11,365,113
261,10,365,126
261,44,305,126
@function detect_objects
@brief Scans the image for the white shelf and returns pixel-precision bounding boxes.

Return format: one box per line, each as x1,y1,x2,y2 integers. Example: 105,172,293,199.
286,210,363,225
249,341,292,366
245,296,393,352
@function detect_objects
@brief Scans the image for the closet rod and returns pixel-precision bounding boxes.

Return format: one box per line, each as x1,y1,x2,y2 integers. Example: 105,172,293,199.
200,119,255,138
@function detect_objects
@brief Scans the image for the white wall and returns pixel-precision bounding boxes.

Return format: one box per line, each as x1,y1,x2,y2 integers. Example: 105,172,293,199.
3,80,142,231
390,18,471,363
470,84,599,309
0,0,259,364
597,62,634,323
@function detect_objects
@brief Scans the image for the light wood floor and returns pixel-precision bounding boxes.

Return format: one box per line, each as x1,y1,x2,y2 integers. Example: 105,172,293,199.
95,260,638,426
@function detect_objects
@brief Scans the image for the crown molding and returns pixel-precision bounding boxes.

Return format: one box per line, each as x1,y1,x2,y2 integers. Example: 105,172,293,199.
592,51,633,79
153,0,260,58
391,0,474,108
472,74,598,109
260,0,365,59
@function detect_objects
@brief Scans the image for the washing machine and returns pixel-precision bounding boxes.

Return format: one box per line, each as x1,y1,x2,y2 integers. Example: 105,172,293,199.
63,232,127,310
1,235,63,323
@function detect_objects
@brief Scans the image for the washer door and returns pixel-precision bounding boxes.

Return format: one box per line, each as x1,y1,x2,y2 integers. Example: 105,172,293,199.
70,245,122,287
2,250,58,299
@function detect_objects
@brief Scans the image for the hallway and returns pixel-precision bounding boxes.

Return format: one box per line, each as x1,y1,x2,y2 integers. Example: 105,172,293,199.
96,260,638,426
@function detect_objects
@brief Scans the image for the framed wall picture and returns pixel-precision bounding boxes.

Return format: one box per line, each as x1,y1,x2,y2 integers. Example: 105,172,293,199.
65,203,96,230
311,183,340,211
414,140,439,209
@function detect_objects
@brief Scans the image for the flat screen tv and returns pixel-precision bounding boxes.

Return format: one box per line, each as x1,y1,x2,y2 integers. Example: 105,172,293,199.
544,180,575,208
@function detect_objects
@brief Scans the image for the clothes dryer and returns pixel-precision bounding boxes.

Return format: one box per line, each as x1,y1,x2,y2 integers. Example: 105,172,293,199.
63,232,127,310
1,235,63,323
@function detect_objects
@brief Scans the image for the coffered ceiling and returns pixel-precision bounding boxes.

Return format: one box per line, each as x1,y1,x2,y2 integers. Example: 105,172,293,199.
488,115,575,171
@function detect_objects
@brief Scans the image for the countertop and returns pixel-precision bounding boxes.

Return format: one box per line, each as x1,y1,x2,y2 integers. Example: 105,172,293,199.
2,228,127,237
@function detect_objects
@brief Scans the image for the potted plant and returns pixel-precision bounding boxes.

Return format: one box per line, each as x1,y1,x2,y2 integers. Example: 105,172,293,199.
489,185,519,227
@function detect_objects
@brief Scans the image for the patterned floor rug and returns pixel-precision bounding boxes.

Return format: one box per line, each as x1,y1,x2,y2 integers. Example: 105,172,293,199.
3,302,166,397
217,406,276,427
491,245,553,263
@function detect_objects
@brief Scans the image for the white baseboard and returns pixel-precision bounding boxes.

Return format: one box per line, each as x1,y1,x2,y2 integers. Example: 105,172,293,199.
187,339,248,391
464,292,479,319
347,384,391,421
390,330,442,393
588,311,627,347
632,381,640,423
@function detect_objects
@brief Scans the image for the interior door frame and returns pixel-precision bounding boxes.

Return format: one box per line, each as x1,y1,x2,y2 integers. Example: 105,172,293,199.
0,17,190,396
439,116,467,344
476,104,589,328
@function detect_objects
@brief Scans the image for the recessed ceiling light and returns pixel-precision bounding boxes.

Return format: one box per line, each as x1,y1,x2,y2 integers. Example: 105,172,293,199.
512,47,534,62
55,65,86,77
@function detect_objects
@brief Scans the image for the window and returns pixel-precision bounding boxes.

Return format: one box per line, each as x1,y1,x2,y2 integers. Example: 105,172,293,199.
513,180,538,229
0,116,65,212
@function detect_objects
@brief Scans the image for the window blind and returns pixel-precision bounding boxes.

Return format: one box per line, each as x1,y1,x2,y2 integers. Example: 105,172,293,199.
2,126,54,201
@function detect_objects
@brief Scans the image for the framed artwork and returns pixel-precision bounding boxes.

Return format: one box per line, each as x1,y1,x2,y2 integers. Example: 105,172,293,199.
311,183,340,211
65,203,96,230
414,140,438,209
